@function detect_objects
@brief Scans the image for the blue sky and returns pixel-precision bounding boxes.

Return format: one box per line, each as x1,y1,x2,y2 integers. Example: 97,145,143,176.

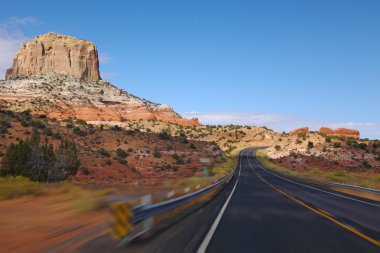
1,0,379,138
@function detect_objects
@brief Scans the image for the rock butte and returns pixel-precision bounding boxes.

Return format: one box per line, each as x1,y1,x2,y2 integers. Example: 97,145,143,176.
289,127,309,135
319,127,360,139
1,33,200,126
6,33,100,82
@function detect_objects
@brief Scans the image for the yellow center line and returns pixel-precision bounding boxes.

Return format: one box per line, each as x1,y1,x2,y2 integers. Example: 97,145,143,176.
246,152,380,247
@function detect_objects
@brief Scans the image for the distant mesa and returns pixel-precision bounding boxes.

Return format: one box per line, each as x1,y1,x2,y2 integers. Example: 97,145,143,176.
289,127,309,135
6,32,100,82
319,127,360,139
1,32,199,126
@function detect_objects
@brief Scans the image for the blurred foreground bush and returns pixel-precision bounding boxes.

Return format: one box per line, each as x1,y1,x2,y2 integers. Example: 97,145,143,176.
0,176,41,199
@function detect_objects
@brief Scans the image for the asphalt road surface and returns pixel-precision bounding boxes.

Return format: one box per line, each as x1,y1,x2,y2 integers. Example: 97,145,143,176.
80,148,380,253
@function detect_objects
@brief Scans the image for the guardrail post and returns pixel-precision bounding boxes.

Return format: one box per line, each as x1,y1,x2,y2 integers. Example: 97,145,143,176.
141,195,154,231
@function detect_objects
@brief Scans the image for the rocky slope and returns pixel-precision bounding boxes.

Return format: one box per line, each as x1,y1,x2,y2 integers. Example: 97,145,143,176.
1,33,199,126
0,110,220,185
0,73,199,126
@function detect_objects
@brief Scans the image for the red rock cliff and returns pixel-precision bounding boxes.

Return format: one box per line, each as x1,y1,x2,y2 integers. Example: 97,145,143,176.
289,127,309,135
319,127,360,139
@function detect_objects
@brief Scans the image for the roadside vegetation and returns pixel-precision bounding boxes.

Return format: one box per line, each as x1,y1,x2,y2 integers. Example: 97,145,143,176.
256,150,380,189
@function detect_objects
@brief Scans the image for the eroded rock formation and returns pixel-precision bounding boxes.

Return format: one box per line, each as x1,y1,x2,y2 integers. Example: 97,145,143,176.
289,127,309,135
5,33,100,82
319,127,360,139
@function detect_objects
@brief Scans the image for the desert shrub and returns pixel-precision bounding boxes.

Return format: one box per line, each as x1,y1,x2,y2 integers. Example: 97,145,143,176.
307,141,314,149
358,143,368,150
298,133,306,138
79,167,90,175
0,110,15,118
98,148,110,157
76,119,87,126
66,122,74,128
131,166,138,174
116,148,128,158
333,142,341,148
1,135,79,182
73,127,86,136
275,145,281,151
362,160,371,168
153,148,161,158
189,143,196,149
158,129,171,140
114,157,128,165
44,128,53,136
112,125,122,131
226,145,237,154
53,132,62,140
125,129,134,135
31,120,46,129
178,132,188,144
325,136,331,143
20,110,32,121
0,120,11,134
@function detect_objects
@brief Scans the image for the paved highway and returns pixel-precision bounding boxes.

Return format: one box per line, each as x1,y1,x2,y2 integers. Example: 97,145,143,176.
79,148,380,253
202,148,380,253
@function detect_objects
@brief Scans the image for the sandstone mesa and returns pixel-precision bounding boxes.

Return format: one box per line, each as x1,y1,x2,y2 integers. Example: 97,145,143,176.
6,33,100,82
1,33,199,126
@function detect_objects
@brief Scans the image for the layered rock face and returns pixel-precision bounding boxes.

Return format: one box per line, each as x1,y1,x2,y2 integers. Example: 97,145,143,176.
319,127,360,139
0,74,200,126
1,33,200,126
5,33,100,82
289,127,309,135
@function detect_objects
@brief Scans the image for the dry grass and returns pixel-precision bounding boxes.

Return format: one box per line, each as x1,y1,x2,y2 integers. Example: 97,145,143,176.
256,150,380,190
56,182,116,212
0,176,42,199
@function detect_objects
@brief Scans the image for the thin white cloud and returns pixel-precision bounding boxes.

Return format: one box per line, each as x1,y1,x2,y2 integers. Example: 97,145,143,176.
99,52,112,65
7,16,40,27
101,71,117,79
0,16,40,79
182,111,380,139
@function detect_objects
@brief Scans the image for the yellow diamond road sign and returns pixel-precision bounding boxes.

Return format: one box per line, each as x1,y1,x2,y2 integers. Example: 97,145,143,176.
110,202,134,240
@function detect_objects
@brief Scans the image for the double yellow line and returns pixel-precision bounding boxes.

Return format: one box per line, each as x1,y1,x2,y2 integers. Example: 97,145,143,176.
246,152,380,247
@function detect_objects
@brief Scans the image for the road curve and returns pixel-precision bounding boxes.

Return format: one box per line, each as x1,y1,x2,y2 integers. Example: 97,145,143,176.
203,148,380,253
80,148,380,253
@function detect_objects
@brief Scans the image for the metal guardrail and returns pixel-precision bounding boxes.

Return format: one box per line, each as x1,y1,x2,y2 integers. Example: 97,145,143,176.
255,159,380,195
109,173,235,245
288,173,380,194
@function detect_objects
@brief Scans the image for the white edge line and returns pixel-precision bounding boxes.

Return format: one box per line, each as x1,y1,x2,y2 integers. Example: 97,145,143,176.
197,152,243,253
251,152,380,208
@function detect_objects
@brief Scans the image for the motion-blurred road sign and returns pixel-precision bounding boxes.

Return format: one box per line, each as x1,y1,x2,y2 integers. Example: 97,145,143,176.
203,167,209,177
110,202,134,240
199,158,210,164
